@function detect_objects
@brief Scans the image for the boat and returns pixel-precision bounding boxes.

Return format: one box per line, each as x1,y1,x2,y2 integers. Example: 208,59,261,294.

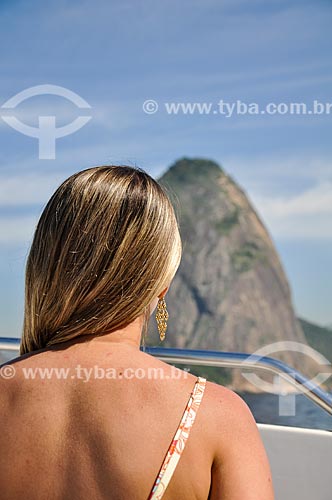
1,337,331,500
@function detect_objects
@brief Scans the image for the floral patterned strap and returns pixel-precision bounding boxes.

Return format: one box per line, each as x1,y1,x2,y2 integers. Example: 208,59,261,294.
147,376,207,500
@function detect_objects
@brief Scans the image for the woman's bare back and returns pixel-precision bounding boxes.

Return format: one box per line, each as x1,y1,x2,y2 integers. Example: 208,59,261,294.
0,341,274,500
0,342,212,499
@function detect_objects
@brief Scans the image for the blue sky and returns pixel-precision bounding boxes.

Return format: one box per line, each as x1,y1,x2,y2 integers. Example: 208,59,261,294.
0,0,331,337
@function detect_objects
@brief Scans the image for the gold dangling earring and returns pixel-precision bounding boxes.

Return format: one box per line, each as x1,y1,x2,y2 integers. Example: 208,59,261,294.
156,297,169,341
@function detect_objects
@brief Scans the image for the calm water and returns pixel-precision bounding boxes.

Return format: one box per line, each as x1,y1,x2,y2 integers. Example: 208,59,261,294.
239,391,332,431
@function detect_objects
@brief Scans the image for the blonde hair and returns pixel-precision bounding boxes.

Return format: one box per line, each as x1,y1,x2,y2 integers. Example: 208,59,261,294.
20,165,182,355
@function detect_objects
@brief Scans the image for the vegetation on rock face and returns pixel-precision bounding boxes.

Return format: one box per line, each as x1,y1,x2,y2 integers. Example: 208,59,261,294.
231,242,267,273
161,157,223,187
214,207,240,235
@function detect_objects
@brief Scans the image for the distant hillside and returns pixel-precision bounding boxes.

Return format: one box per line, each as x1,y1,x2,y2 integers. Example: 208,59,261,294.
299,318,332,363
148,157,321,390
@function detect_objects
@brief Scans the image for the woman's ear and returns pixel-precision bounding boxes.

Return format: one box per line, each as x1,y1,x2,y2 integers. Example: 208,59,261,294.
148,286,170,317
158,285,169,299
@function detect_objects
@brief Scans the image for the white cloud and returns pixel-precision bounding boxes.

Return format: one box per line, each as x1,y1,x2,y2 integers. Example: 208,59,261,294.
0,172,64,206
0,143,135,207
0,215,37,245
250,183,332,239
222,154,332,240
254,182,332,217
224,154,332,188
0,158,164,209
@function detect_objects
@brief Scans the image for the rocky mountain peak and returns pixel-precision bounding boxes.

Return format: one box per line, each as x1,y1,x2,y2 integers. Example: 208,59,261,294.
149,157,319,390
164,157,224,185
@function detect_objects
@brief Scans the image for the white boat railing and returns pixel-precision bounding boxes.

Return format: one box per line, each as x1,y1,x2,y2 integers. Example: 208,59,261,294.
1,337,331,415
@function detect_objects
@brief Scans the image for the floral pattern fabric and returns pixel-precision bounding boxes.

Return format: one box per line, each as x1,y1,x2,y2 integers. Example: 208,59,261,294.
147,376,207,500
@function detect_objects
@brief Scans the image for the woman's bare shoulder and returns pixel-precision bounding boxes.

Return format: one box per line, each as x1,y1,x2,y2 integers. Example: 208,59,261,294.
203,381,275,499
203,380,252,420
199,380,262,455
